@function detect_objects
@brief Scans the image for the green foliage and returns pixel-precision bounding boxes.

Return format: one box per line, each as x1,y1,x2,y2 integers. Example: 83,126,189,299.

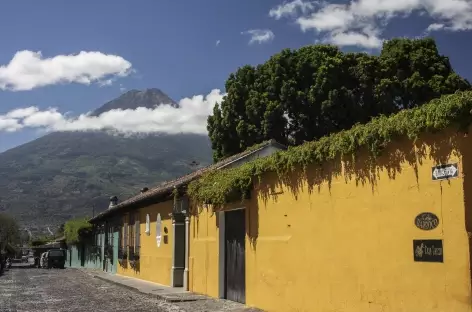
189,91,472,206
0,213,20,246
30,235,53,247
208,38,471,162
64,218,93,244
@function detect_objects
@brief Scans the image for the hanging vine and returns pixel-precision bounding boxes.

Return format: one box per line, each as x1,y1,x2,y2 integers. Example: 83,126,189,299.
187,91,472,206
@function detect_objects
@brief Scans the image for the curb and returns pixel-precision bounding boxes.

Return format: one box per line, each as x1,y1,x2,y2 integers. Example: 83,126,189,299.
76,269,156,298
83,270,263,311
93,275,147,295
91,274,195,303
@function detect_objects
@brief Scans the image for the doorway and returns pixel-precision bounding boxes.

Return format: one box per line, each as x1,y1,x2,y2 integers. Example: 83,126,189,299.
224,209,246,303
172,214,186,287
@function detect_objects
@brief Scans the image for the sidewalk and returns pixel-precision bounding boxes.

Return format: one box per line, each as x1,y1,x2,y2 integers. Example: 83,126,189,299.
79,268,262,312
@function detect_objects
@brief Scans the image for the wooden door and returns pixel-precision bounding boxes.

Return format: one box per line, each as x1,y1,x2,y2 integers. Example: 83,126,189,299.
225,209,246,303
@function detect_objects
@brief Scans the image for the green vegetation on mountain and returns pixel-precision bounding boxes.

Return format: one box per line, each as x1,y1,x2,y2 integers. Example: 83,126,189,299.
208,38,471,162
189,91,472,205
0,89,213,233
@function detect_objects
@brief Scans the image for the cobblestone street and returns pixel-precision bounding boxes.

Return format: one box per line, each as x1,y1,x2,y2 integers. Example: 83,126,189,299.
0,268,182,312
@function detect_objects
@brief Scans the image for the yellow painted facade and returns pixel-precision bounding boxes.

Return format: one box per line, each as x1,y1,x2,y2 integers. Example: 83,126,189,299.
188,207,219,297
188,130,472,312
117,200,174,286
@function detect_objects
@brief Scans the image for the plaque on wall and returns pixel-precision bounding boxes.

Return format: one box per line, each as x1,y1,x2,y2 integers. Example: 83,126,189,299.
414,212,439,231
432,163,458,181
413,239,443,263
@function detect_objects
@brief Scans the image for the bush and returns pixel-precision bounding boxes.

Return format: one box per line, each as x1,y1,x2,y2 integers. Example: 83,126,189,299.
64,218,92,244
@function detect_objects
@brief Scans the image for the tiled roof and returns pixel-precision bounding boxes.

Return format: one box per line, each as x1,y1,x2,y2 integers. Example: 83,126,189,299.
90,139,285,222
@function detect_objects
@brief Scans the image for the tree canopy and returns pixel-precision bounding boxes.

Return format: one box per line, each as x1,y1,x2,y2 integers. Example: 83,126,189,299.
30,235,54,247
207,38,471,162
190,91,472,206
64,218,92,244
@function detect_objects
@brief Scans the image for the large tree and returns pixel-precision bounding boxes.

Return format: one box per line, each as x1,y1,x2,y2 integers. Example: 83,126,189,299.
208,38,471,161
0,213,20,247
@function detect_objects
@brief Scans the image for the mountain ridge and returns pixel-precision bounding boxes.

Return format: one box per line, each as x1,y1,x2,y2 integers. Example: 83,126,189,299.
0,88,212,234
91,88,179,116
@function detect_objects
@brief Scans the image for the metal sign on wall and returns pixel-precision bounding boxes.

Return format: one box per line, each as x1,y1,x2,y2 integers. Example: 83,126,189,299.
414,212,439,231
432,163,458,181
413,239,443,263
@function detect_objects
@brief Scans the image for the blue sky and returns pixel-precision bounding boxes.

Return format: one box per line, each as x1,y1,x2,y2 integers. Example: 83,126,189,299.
0,0,472,152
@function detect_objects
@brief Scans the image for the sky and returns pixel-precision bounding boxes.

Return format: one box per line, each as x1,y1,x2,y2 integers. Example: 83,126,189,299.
1,0,472,152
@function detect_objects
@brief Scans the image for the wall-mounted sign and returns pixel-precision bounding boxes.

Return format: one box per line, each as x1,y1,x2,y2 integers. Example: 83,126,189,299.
432,163,458,181
156,213,162,248
145,214,150,235
414,212,439,231
413,239,443,263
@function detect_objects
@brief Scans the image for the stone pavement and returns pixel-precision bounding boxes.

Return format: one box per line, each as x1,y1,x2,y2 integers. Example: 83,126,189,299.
0,267,180,312
80,268,262,312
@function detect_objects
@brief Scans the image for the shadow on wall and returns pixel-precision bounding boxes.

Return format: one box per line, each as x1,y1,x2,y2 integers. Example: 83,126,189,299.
85,245,101,263
259,131,462,203
459,133,472,295
129,259,140,273
251,130,467,250
189,194,260,253
118,258,128,269
186,130,470,273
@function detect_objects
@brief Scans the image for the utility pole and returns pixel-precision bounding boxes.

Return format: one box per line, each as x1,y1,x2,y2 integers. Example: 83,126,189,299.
92,205,95,218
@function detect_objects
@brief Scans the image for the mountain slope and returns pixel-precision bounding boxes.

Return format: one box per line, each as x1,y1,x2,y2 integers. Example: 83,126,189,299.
0,89,212,234
92,88,178,116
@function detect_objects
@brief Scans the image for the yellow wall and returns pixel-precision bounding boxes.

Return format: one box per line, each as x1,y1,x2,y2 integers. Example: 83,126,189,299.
190,130,472,312
117,200,174,286
188,206,219,297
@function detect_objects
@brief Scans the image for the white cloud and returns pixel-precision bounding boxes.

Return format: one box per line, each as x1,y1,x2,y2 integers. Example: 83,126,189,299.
5,107,39,119
328,28,383,49
0,117,22,132
216,40,221,46
425,22,445,32
241,29,275,44
269,0,315,19
0,89,226,135
0,50,132,91
269,0,472,48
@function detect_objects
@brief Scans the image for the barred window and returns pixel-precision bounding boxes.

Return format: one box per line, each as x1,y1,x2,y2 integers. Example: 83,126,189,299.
134,211,140,254
128,213,135,249
122,215,128,249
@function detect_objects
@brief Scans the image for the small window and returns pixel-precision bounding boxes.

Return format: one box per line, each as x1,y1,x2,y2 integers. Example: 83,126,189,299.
134,211,140,253
145,214,150,235
129,213,135,249
156,213,162,247
123,215,128,248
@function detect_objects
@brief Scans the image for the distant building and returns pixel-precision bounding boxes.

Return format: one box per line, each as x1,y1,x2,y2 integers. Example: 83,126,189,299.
70,140,286,284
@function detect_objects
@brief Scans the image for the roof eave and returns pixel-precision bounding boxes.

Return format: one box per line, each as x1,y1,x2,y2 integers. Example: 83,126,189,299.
89,190,174,223
89,140,287,223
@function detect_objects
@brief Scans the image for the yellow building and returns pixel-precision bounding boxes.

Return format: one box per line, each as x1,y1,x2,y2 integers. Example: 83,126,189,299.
186,92,472,311
114,200,175,285
89,140,285,288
